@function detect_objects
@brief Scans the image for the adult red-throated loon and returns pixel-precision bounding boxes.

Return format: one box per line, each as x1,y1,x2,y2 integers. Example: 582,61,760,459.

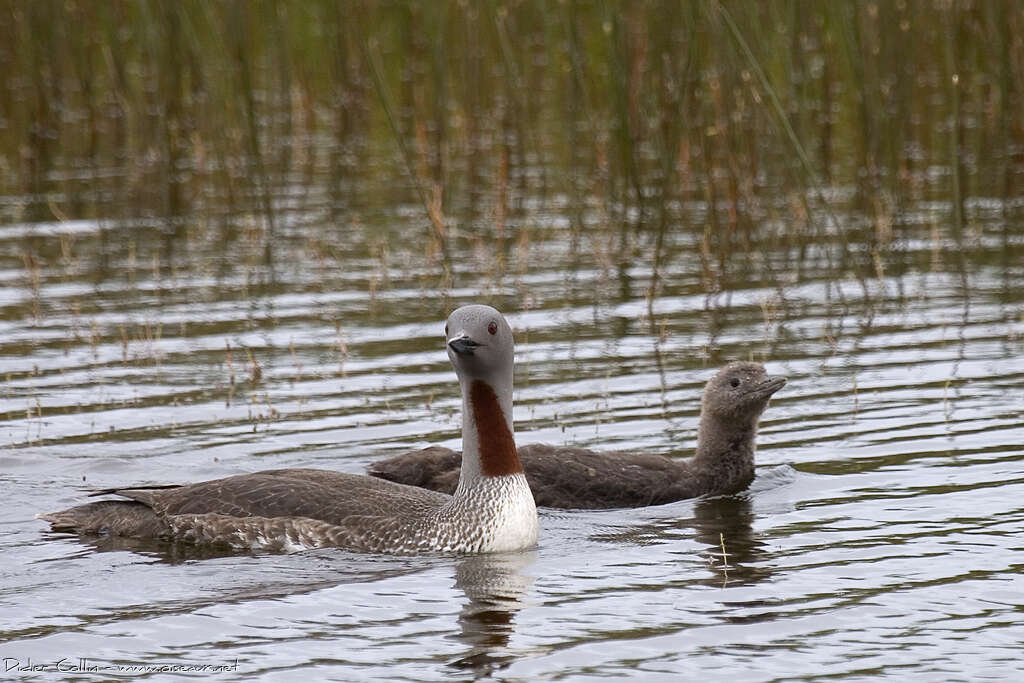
40,305,538,554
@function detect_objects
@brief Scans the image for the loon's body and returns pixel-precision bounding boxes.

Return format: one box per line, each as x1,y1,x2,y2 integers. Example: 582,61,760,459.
369,362,786,509
40,305,538,554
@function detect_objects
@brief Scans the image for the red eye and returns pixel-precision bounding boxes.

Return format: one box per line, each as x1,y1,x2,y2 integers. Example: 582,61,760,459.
445,324,448,336
487,321,498,335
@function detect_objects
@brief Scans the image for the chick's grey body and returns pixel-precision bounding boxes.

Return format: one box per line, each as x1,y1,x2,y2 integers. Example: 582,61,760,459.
369,361,785,509
40,305,538,554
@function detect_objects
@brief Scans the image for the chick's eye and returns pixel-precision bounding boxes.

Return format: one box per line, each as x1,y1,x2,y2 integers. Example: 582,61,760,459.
729,378,741,388
487,321,498,335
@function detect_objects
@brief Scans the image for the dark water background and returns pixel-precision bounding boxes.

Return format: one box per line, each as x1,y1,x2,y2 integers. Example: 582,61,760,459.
2,2,1023,680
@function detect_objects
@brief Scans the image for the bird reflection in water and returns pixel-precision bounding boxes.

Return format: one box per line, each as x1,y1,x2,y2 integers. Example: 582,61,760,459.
448,551,536,674
692,494,768,587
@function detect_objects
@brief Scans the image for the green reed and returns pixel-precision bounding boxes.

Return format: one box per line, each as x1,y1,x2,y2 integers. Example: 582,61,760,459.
0,1,1021,272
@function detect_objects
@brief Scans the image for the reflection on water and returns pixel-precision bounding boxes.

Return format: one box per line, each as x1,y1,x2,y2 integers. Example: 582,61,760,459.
451,552,536,675
39,532,247,565
691,495,764,588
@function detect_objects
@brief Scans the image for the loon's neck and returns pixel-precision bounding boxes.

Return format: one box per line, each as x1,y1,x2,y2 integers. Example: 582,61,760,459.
690,413,757,492
457,377,521,488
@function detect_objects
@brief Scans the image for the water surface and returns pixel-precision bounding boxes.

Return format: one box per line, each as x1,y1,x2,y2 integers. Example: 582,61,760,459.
2,2,1024,680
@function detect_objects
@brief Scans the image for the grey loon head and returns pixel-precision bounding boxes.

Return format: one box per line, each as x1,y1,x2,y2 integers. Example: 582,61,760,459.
445,304,514,385
702,361,786,423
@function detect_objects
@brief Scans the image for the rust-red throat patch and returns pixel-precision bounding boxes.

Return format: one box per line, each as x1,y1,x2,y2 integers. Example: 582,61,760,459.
469,380,522,477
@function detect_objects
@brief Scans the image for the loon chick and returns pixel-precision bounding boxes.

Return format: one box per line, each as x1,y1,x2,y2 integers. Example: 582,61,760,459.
39,305,538,554
368,361,785,509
